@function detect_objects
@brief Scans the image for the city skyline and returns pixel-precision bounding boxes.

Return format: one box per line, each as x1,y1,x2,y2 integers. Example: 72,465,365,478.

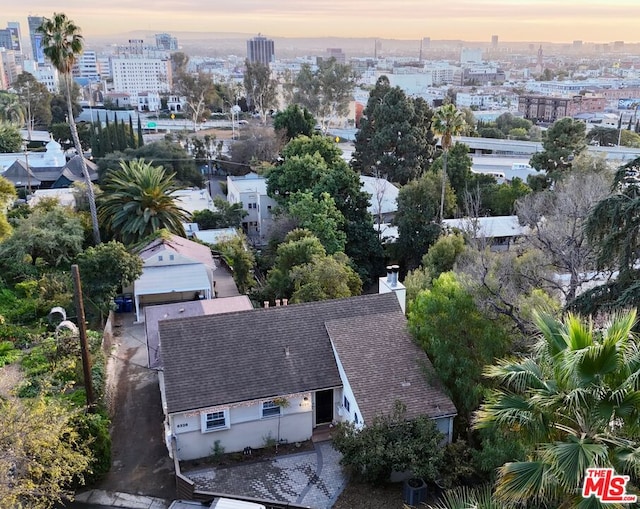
2,1,639,44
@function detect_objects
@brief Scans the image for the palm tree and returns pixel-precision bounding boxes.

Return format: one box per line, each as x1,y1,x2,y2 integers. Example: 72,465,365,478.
433,104,465,221
475,310,640,508
0,92,25,126
37,13,100,244
99,159,190,246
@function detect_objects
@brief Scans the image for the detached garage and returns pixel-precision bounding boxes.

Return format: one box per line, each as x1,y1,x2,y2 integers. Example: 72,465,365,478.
133,234,217,322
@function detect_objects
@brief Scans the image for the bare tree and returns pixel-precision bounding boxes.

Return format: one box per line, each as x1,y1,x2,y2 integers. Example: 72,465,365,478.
516,164,612,303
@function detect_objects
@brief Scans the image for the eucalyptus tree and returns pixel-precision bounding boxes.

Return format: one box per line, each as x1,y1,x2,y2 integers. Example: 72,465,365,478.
37,13,100,243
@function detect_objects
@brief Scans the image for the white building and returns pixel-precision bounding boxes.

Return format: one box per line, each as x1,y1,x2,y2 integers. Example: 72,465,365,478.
359,175,399,224
110,57,171,94
226,172,277,244
73,50,99,81
22,60,58,93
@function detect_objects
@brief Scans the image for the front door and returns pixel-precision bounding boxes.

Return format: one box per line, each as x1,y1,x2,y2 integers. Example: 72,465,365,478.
315,389,333,425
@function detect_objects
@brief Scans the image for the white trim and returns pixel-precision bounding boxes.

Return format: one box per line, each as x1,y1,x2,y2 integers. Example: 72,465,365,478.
200,408,229,432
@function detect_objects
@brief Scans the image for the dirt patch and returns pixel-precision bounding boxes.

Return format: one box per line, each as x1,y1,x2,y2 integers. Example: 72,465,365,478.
181,440,316,471
0,363,23,398
332,480,443,509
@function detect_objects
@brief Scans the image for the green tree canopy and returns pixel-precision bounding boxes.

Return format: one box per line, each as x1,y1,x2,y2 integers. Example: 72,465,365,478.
286,191,346,254
352,76,437,185
475,310,640,508
0,122,23,153
290,251,362,303
192,197,247,230
268,135,382,282
573,157,640,315
332,401,444,484
408,272,511,430
75,241,143,320
97,140,204,188
0,203,84,269
213,234,255,294
272,104,316,141
394,171,452,269
529,117,587,182
98,159,190,245
0,91,24,125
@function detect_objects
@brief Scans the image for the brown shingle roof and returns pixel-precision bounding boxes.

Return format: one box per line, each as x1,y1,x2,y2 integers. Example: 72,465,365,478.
326,313,457,423
159,292,402,414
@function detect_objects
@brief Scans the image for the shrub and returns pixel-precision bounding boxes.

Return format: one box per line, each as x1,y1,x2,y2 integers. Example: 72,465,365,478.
0,340,20,366
72,409,111,484
332,401,444,484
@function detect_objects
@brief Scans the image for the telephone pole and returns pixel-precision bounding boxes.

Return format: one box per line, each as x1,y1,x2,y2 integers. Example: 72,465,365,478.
72,264,94,411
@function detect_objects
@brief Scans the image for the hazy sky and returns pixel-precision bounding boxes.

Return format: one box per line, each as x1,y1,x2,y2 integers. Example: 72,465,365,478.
4,1,640,43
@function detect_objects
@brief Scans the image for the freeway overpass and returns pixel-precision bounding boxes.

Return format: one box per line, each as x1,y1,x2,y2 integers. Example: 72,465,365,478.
456,136,640,162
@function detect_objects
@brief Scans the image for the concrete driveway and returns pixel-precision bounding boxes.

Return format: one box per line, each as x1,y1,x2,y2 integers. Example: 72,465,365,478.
91,312,175,500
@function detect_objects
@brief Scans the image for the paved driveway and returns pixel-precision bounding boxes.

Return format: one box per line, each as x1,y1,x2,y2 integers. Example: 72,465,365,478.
184,442,347,509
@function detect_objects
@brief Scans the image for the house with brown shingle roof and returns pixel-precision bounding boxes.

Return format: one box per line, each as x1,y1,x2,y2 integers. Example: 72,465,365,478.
157,290,456,461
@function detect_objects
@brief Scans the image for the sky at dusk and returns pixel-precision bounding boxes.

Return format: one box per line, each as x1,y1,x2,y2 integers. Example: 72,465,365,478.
3,1,640,43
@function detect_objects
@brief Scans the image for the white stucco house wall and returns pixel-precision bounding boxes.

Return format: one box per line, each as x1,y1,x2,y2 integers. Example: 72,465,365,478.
226,173,277,244
157,287,456,461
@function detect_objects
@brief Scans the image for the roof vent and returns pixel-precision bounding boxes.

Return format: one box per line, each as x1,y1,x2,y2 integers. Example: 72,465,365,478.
401,379,411,388
285,346,290,357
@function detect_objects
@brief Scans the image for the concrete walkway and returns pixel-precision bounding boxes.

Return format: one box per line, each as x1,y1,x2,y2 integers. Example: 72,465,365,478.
184,441,348,509
74,489,170,509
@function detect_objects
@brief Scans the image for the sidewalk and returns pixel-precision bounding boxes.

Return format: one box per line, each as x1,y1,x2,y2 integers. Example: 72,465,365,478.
74,489,170,509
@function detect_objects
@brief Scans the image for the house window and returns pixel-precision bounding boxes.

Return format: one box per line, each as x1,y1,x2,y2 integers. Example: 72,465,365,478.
158,255,163,261
262,400,281,418
354,412,359,424
202,410,228,432
343,396,350,412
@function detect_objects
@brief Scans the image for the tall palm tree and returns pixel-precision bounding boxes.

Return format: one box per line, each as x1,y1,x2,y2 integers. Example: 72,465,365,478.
99,159,190,246
37,13,100,244
433,104,465,221
475,310,640,509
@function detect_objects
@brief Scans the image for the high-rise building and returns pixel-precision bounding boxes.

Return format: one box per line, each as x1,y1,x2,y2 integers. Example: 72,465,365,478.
491,35,498,49
0,22,23,67
155,33,178,51
73,50,99,81
110,56,172,94
326,48,346,64
27,15,45,65
246,35,274,65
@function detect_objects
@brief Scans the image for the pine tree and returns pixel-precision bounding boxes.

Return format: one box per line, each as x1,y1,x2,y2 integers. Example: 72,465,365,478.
118,118,127,151
90,120,100,159
104,113,113,153
128,116,136,148
137,115,144,147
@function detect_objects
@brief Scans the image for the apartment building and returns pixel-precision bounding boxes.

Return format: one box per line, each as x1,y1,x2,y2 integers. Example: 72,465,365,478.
110,57,172,94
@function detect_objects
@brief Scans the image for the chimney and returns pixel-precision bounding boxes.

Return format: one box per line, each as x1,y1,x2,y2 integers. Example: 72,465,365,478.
282,298,288,306
391,265,399,287
275,299,281,307
264,301,269,308
378,264,406,314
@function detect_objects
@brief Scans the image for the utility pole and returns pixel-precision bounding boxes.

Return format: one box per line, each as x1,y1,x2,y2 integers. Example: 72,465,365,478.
71,264,94,411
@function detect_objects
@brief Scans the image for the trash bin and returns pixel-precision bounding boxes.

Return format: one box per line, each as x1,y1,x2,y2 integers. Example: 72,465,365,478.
114,296,124,313
123,295,133,313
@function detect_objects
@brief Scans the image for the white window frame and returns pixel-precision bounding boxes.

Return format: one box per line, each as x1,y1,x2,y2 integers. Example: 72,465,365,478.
261,400,281,419
201,409,229,432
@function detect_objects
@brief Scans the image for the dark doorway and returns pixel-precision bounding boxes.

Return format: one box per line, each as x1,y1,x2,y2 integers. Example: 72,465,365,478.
315,389,333,425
